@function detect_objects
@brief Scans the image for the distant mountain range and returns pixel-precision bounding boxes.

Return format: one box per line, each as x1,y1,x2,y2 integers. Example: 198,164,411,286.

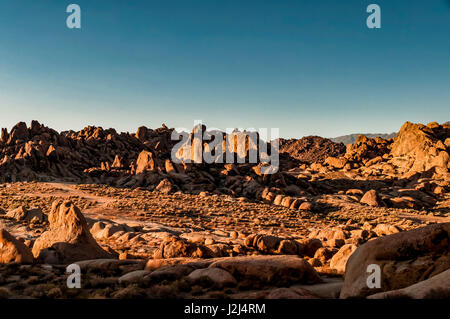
330,132,397,145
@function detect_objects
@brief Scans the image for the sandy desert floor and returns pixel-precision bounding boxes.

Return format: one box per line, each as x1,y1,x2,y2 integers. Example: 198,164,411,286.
0,178,448,299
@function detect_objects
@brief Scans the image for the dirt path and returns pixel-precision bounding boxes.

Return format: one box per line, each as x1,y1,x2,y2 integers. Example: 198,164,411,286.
44,182,114,206
36,182,175,228
25,182,132,222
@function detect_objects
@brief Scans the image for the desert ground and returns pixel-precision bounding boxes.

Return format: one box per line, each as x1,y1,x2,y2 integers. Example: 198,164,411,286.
0,120,449,299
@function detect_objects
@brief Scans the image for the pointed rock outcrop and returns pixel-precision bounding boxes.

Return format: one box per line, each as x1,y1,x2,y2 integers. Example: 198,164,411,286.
32,200,112,264
0,229,34,264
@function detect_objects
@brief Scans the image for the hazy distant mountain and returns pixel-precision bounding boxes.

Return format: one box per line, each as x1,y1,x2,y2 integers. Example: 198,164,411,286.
330,132,397,145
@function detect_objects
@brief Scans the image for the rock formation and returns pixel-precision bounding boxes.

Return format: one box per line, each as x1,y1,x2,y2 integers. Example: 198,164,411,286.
32,200,112,264
0,229,34,264
0,120,448,300
390,121,449,175
340,222,450,299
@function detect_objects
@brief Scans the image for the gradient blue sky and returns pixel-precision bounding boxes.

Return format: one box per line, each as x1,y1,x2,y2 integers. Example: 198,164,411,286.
0,0,449,138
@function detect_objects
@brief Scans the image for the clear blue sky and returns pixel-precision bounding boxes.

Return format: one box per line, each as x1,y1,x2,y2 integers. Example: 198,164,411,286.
0,0,449,138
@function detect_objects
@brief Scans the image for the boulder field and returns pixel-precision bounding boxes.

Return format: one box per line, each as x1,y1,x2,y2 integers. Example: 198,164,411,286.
0,120,448,299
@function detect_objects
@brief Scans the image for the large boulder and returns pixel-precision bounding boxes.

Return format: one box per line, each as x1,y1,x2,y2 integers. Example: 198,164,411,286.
135,150,156,174
360,190,381,207
188,267,237,288
244,234,302,255
390,122,449,174
32,200,112,264
153,237,212,259
367,269,450,299
340,223,450,299
329,244,357,274
209,255,321,286
372,224,401,237
244,234,282,254
0,229,34,264
6,206,44,222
